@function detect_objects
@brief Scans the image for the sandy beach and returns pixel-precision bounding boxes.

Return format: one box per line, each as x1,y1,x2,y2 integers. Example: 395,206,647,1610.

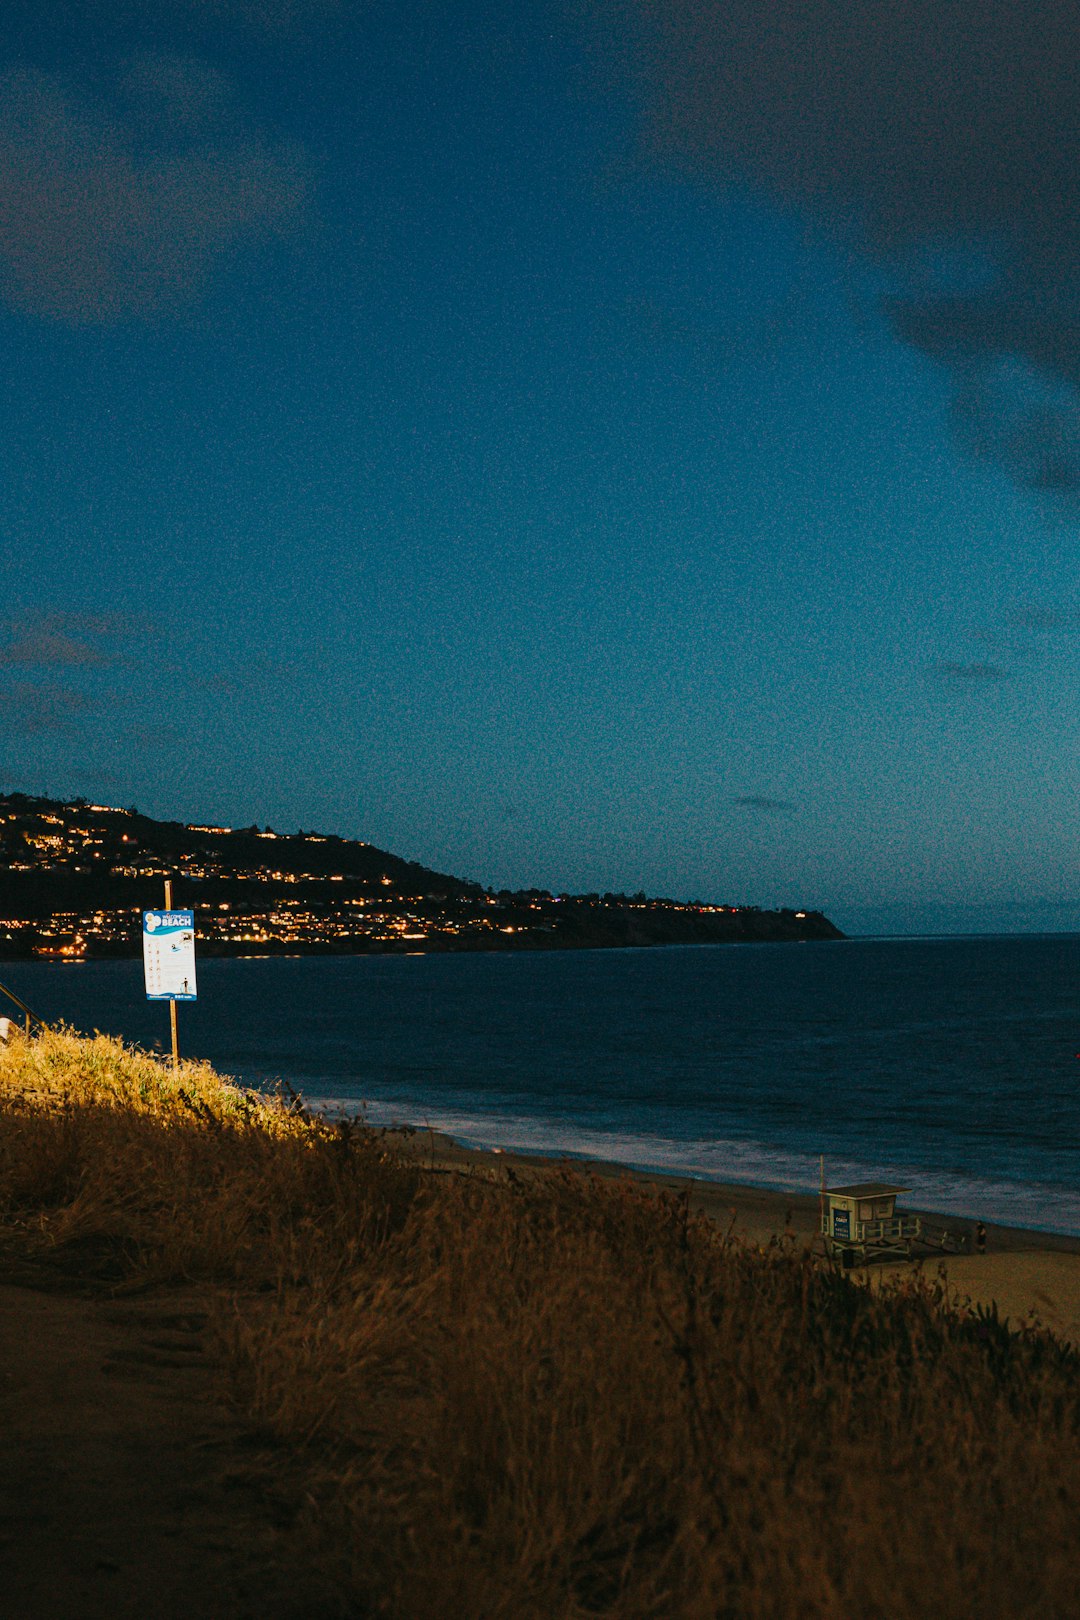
394,1128,1080,1347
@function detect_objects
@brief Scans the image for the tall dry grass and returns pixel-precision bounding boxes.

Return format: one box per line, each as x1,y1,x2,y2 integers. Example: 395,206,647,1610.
2,1029,1079,1618
0,1025,417,1284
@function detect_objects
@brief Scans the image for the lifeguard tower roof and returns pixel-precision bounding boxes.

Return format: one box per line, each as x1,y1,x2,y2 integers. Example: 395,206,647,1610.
826,1182,910,1199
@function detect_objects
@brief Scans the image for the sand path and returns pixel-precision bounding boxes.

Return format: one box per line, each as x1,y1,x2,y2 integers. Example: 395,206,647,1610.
0,1279,339,1620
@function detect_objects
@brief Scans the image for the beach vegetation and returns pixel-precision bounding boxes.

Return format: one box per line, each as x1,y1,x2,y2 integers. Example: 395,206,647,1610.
1,1028,1078,1618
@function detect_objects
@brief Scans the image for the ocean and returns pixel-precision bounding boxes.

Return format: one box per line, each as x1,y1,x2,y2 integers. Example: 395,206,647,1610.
4,935,1079,1236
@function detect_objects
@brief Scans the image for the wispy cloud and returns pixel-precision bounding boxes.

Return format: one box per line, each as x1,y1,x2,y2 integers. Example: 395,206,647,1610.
943,363,1080,498
733,794,796,813
935,661,1012,683
1004,606,1080,633
0,611,151,741
190,672,241,697
0,58,310,322
0,630,109,669
0,611,147,668
0,682,97,733
149,0,341,26
125,722,184,749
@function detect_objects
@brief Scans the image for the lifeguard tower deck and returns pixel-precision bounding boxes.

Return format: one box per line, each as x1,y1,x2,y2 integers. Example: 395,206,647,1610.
822,1182,968,1265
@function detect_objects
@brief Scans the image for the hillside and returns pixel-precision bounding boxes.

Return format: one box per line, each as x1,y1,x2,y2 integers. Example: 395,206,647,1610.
0,792,843,958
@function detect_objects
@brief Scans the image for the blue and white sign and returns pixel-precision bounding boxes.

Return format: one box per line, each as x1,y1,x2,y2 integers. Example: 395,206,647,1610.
143,910,198,1001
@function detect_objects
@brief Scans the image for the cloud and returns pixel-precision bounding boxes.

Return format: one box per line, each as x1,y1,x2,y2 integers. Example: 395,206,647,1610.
627,1,1080,491
0,611,147,667
122,53,244,142
129,0,341,25
1004,606,1080,633
4,611,147,634
935,661,1012,683
29,1,340,39
125,722,184,748
206,0,341,23
190,671,241,697
0,614,148,739
0,630,109,668
0,59,310,322
939,357,1080,496
0,682,97,733
733,794,795,813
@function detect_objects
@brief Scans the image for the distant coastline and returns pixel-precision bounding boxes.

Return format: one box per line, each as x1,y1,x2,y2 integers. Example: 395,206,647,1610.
0,790,844,959
1,903,844,961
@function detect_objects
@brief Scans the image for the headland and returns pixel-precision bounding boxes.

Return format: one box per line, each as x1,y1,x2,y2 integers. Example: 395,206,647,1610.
0,790,843,959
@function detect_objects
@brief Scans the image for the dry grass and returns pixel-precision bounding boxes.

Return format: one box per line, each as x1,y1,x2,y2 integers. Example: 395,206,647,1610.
0,1025,417,1285
3,1029,1079,1618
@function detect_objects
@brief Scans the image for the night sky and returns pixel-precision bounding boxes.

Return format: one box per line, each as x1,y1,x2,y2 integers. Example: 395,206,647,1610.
2,2,1079,937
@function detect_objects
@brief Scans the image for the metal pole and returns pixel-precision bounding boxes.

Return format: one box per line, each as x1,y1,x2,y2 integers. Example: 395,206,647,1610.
164,879,179,1068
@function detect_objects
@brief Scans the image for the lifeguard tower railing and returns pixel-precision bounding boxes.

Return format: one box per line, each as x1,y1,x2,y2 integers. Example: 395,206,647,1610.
822,1181,969,1264
823,1212,970,1264
0,978,44,1036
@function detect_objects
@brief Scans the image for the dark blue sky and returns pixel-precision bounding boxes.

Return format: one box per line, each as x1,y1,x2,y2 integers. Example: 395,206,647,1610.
2,1,1079,935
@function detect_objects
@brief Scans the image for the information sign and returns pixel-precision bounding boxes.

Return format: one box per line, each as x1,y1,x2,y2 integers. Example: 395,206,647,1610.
143,910,198,1001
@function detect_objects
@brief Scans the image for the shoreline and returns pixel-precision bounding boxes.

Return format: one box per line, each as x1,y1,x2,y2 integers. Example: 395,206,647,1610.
0,925,843,965
391,1128,1080,1345
394,1126,1080,1249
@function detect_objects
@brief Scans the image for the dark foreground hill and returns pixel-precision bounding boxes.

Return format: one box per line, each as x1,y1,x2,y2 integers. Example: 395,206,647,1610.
0,791,843,958
2,1031,1077,1620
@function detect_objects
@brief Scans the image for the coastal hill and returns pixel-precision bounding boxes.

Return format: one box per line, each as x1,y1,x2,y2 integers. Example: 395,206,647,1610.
0,792,843,958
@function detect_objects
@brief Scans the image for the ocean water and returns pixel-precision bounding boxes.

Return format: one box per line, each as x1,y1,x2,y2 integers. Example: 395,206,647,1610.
4,935,1080,1235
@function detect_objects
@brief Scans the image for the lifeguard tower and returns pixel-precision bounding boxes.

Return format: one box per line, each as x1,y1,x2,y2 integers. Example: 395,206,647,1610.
822,1181,968,1265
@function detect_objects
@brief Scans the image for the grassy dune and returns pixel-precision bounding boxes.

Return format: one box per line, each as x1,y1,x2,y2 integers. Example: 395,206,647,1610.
2,1029,1079,1618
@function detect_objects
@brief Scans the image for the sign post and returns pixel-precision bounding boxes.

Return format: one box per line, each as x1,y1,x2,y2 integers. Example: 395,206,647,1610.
143,879,197,1066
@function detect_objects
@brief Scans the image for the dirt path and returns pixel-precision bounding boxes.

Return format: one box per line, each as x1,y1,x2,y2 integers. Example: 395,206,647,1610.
0,1278,344,1619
